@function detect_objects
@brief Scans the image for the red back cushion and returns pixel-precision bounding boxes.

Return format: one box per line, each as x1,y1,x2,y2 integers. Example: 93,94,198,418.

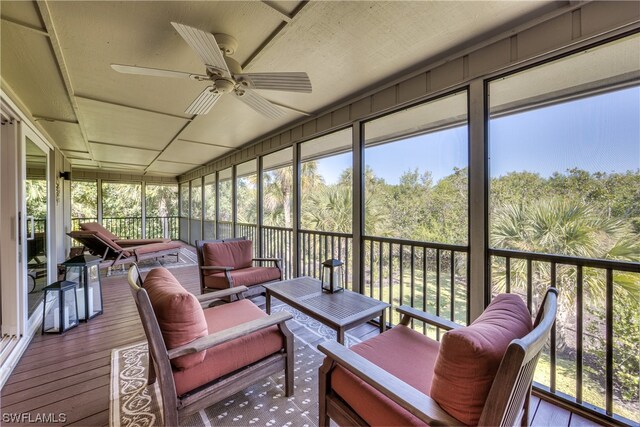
143,267,208,369
80,222,119,240
430,293,532,425
202,240,253,274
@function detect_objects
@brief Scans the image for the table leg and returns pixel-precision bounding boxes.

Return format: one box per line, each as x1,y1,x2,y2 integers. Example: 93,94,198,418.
380,310,387,333
337,328,345,345
266,291,271,314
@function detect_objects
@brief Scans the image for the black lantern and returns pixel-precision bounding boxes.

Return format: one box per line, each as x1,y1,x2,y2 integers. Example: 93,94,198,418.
42,281,79,334
61,255,103,321
320,259,344,293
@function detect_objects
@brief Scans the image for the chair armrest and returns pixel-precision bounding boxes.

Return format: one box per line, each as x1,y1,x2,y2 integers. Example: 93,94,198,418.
396,305,462,331
168,311,293,359
196,286,248,304
318,340,461,426
200,265,234,271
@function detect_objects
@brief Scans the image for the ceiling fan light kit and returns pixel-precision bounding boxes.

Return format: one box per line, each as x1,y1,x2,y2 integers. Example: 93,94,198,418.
111,22,312,119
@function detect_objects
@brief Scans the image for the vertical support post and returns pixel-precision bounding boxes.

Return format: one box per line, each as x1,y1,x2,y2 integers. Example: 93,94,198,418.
215,171,220,239
141,181,146,239
292,143,301,277
352,122,363,294
257,156,264,258
468,79,487,323
231,165,237,238
200,176,205,242
187,180,192,245
96,178,103,224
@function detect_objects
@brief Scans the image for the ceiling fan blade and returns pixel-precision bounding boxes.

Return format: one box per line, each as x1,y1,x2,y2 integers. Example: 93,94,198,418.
233,88,286,119
111,64,207,80
171,22,229,76
185,87,222,115
235,72,312,93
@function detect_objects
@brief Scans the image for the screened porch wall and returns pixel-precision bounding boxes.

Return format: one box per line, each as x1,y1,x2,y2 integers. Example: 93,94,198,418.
173,3,639,425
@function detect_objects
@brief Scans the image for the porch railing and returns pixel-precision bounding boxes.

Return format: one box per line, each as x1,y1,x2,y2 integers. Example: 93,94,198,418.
71,216,179,240
363,236,469,330
299,229,352,290
262,226,293,279
490,248,640,425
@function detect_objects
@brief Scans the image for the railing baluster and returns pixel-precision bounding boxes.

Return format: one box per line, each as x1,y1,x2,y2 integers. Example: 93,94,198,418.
399,244,404,314
388,243,393,326
550,262,557,393
436,248,441,340
576,265,583,404
422,247,427,335
378,240,383,306
526,258,532,313
369,239,374,298
505,256,511,293
410,245,415,329
605,268,613,415
450,250,455,322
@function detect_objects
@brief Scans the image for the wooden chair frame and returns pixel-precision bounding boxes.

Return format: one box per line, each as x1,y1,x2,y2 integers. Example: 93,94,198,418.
127,264,295,426
318,288,558,427
195,238,282,298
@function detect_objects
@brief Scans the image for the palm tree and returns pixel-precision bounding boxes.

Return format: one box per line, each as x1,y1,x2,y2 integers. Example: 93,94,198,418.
491,198,640,349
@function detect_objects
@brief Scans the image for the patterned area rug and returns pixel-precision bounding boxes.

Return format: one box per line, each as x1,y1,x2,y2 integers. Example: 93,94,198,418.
110,306,360,427
105,247,198,277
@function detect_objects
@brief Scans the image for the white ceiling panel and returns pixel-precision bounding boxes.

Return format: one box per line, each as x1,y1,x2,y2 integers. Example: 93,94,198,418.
90,142,160,165
157,140,230,165
76,97,189,150
146,160,198,175
38,121,87,152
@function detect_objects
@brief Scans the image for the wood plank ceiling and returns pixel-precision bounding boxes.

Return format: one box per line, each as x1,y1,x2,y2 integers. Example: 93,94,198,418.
1,1,560,177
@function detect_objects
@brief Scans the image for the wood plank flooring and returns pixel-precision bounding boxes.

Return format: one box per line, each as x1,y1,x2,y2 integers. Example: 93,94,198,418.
1,250,602,426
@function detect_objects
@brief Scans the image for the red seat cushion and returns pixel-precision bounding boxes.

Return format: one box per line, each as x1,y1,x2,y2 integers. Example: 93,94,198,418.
203,266,281,289
331,325,440,427
173,299,284,396
133,241,181,256
143,268,208,370
430,293,533,425
202,240,253,272
80,222,119,240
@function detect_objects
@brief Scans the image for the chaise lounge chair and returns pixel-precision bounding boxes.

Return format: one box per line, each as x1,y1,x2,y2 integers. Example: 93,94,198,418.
68,230,182,269
79,222,171,246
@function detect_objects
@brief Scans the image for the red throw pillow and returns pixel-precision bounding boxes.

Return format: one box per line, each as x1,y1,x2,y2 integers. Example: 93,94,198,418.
143,268,208,370
430,294,532,425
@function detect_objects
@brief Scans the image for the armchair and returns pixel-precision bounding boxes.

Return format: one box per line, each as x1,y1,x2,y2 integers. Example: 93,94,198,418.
195,238,282,298
127,264,294,426
318,288,558,426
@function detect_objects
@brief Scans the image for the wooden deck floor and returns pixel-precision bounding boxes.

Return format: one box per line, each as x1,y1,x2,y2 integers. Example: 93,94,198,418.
1,253,600,426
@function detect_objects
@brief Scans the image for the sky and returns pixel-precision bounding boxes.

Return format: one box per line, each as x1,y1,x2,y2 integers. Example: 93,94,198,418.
315,86,640,185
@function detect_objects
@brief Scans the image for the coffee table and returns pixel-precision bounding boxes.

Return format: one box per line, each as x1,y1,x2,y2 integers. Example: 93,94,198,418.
264,276,390,344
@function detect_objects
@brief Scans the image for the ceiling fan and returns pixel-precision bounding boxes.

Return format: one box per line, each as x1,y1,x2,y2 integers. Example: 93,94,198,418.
111,22,312,119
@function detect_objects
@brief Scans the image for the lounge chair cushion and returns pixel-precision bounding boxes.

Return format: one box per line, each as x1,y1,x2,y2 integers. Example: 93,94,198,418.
115,238,171,246
203,266,281,290
80,222,119,241
70,230,131,257
133,241,182,256
173,299,284,396
331,325,440,427
143,268,208,370
430,293,532,426
202,240,253,272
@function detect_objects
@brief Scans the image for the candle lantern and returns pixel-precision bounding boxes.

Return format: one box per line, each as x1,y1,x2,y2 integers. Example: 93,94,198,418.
61,254,103,321
42,281,79,334
320,259,344,294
